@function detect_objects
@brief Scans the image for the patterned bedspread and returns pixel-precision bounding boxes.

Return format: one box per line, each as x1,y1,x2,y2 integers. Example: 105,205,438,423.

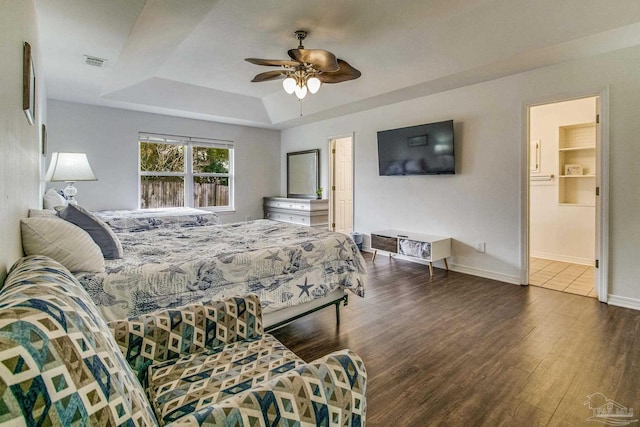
75,219,367,322
93,207,221,232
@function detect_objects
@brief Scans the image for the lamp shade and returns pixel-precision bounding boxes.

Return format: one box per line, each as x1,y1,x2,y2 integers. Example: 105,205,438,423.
45,152,97,182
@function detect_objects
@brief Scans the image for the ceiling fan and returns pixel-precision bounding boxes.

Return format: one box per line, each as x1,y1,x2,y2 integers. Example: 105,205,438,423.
245,30,361,99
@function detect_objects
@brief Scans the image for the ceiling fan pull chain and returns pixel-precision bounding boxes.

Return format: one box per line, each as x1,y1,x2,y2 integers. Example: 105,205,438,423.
299,98,303,117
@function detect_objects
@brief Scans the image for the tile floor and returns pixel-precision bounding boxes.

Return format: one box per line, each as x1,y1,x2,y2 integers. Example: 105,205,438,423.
529,257,596,298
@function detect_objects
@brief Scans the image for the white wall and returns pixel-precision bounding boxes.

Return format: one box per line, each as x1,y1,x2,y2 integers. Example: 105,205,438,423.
281,45,640,307
530,98,596,264
283,81,525,283
46,101,281,223
0,0,45,281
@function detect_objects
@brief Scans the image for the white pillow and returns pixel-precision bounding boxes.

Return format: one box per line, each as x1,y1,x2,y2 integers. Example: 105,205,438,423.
21,217,105,273
28,209,58,218
43,188,68,209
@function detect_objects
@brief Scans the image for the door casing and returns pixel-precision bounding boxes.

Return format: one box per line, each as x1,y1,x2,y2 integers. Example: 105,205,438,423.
521,88,609,302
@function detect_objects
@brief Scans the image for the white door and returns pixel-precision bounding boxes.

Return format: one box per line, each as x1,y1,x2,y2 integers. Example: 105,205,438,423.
330,137,353,234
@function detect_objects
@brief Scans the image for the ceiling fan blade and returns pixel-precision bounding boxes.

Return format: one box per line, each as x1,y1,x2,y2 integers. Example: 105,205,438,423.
317,59,361,83
245,58,299,67
251,70,287,82
287,49,339,72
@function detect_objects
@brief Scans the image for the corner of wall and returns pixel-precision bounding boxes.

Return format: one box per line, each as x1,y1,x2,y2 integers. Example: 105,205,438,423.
0,0,44,281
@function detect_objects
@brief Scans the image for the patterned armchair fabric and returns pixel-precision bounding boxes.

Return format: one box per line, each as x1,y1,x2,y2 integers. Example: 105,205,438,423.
0,256,367,426
0,255,158,426
108,294,263,387
171,349,367,427
148,334,305,425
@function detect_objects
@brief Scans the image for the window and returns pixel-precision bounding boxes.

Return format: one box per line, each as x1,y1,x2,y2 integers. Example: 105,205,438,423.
139,133,233,210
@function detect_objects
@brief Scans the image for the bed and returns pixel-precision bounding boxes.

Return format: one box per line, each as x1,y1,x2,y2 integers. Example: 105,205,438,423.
73,208,366,329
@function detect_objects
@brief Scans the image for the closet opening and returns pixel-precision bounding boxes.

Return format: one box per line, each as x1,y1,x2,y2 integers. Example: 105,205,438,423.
525,94,608,301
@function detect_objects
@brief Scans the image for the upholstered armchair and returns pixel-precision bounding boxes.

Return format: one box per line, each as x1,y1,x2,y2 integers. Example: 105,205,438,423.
0,255,367,426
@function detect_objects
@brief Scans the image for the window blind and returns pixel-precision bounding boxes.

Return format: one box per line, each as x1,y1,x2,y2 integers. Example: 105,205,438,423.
139,132,234,149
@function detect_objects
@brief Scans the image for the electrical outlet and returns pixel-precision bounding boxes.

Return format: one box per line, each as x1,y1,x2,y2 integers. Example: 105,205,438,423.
476,241,486,253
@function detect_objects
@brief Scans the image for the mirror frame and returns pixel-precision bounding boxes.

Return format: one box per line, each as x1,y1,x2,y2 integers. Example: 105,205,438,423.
287,149,320,199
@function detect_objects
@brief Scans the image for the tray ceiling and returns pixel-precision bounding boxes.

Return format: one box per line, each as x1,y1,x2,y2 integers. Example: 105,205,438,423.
36,0,640,129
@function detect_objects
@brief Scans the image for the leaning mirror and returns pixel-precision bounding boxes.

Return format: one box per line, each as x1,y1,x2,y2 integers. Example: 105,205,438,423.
287,149,319,198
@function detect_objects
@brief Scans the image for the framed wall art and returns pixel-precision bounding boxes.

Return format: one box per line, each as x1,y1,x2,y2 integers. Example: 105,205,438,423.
41,124,47,155
23,42,35,125
564,164,583,176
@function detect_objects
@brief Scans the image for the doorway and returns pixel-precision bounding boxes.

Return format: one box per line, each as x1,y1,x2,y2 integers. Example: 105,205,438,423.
328,135,354,234
526,94,608,301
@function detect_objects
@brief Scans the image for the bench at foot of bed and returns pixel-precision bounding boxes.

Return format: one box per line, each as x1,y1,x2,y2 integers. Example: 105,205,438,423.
264,289,349,331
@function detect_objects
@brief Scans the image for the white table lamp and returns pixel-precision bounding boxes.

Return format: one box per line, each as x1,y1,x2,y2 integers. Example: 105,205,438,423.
45,152,97,205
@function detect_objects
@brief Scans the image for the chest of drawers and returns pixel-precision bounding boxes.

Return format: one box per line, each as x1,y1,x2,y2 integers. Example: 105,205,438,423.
263,197,329,227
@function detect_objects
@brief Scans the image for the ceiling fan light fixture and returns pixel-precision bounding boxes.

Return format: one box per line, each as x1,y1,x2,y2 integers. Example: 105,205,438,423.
246,30,360,102
282,77,296,94
307,76,321,94
294,84,308,99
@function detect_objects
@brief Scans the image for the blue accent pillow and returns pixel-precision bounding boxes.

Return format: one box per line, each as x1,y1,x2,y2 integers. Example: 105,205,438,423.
56,204,123,259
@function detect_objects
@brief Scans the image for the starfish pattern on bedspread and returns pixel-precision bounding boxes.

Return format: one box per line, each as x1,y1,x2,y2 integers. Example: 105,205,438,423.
297,277,314,297
334,238,348,255
264,250,284,263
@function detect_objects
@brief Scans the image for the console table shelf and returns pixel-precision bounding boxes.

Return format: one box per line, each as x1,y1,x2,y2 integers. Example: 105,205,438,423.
371,230,452,276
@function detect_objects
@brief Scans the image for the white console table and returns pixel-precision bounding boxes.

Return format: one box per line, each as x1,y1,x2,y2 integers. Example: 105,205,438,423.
263,197,328,227
371,230,452,276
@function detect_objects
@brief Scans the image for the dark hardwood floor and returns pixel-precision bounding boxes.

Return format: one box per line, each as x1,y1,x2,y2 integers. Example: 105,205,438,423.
271,252,640,426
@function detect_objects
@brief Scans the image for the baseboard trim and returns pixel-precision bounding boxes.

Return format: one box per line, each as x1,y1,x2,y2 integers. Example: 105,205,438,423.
530,251,593,266
448,263,521,285
363,247,521,285
364,249,638,311
607,294,640,311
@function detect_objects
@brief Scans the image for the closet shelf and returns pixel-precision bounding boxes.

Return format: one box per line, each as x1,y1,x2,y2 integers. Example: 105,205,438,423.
559,146,595,152
558,122,596,205
559,174,596,178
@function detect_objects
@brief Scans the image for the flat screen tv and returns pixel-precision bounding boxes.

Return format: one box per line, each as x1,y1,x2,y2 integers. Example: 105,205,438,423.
377,119,455,175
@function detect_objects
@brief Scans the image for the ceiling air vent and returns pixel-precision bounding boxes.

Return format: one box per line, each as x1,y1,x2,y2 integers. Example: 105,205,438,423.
84,55,107,67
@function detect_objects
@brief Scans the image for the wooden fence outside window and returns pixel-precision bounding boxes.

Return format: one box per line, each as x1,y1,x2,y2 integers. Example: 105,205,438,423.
140,180,229,208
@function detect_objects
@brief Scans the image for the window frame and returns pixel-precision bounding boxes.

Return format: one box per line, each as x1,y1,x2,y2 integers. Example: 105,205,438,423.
138,133,234,211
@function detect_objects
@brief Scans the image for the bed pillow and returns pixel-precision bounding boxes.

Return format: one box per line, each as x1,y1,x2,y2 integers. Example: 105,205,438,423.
20,217,105,273
43,188,67,209
93,208,220,233
28,208,58,218
56,204,123,259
